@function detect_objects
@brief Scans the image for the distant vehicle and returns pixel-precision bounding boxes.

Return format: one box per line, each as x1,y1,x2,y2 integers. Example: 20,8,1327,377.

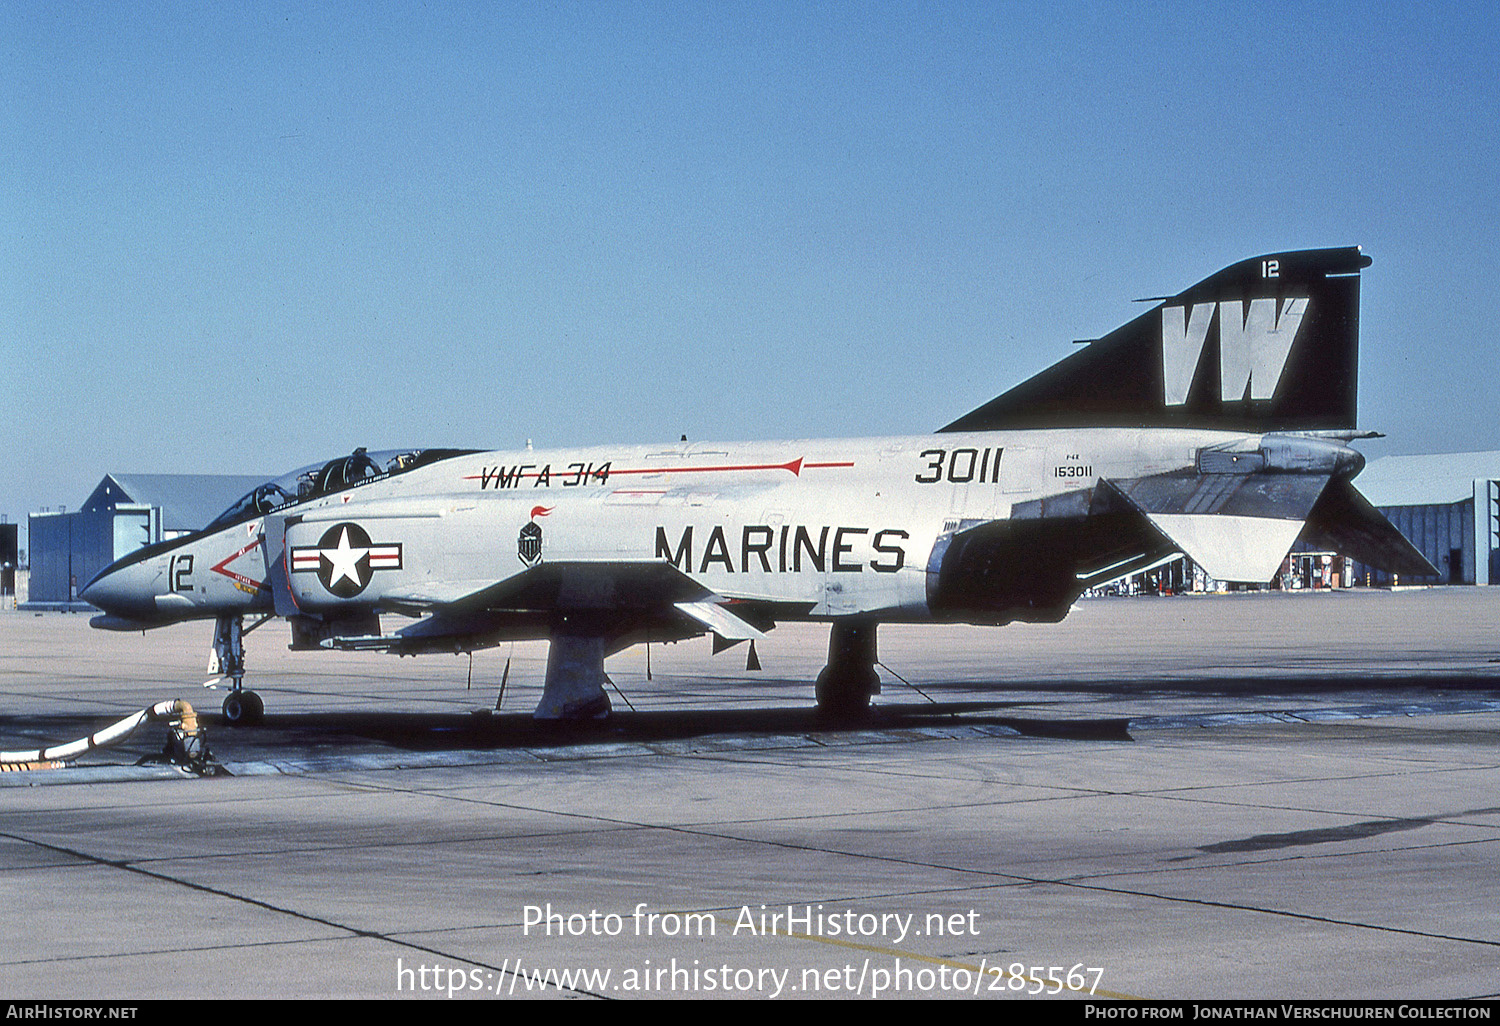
82,248,1432,724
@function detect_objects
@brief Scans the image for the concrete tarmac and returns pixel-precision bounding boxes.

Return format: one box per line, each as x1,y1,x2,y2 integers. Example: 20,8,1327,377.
2,587,1499,1000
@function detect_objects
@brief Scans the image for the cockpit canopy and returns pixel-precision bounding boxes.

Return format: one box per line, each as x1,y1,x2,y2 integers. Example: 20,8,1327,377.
204,448,473,533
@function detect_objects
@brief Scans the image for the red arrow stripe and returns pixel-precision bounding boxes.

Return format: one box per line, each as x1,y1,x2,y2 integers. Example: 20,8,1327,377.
211,538,268,592
463,458,854,481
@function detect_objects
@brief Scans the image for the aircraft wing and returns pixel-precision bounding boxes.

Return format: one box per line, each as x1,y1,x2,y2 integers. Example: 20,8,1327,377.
336,560,764,654
384,560,713,615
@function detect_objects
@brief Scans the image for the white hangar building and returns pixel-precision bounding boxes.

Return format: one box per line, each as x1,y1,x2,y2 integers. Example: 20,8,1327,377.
1350,451,1500,587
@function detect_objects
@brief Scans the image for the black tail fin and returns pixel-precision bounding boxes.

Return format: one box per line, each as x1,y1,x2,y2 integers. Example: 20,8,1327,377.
941,247,1370,433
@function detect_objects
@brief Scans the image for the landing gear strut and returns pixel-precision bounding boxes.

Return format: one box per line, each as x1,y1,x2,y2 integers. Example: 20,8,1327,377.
815,620,881,720
534,630,612,720
212,615,264,726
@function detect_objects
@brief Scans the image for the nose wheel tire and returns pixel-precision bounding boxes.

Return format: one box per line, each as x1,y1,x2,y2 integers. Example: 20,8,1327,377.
222,690,264,726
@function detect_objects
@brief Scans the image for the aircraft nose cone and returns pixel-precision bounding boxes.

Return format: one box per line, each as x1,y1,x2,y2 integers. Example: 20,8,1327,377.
80,561,159,619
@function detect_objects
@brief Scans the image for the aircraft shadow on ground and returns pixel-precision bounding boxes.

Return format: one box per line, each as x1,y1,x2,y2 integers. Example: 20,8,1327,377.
319,672,1498,751
933,673,1500,699
0,702,1130,759
241,702,1135,750
5,673,1497,758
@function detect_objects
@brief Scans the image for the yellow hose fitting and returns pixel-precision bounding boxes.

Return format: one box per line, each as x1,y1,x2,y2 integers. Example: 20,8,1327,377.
2,699,220,775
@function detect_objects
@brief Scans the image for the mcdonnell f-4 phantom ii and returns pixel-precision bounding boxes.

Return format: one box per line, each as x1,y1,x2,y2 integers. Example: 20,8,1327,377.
82,247,1434,724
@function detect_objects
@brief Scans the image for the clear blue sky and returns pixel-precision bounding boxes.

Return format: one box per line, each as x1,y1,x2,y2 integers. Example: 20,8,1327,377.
3,1,1497,546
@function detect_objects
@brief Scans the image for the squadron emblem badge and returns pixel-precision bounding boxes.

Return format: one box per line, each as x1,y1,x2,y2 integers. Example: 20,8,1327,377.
518,506,552,567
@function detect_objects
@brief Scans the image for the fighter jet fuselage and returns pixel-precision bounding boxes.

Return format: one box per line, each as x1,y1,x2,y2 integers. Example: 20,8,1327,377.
86,429,1360,627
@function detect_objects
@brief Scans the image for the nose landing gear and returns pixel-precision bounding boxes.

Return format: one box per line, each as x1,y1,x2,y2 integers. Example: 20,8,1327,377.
212,614,268,726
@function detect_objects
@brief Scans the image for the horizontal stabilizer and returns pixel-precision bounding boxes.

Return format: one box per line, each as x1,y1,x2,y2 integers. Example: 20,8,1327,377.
1298,479,1440,578
1103,471,1329,521
1143,513,1306,583
1102,472,1331,583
